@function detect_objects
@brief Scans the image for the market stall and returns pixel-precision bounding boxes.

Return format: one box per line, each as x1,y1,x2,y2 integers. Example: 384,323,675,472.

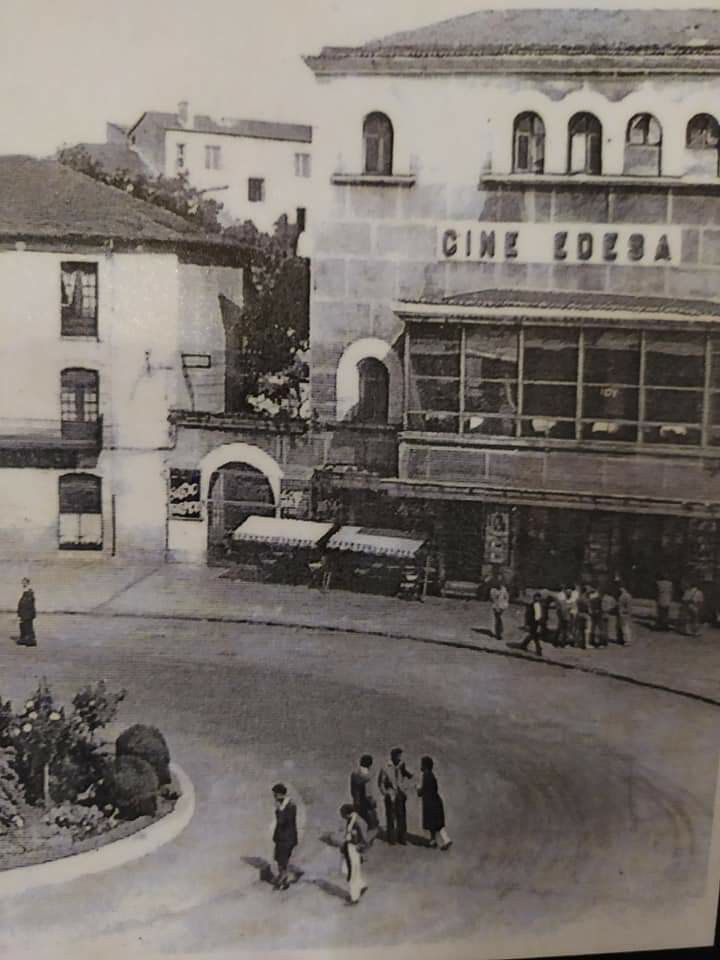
230,516,336,584
326,526,428,597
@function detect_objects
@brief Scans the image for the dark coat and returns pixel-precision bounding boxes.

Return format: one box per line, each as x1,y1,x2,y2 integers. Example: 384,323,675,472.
273,801,298,849
17,589,35,621
417,770,446,833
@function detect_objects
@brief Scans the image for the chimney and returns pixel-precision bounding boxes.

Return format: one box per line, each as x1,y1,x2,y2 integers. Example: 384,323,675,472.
178,100,191,127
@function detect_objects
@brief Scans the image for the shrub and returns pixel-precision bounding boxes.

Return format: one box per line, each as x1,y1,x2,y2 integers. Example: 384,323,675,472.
0,747,24,830
98,755,159,820
116,725,171,786
44,802,115,841
71,681,126,739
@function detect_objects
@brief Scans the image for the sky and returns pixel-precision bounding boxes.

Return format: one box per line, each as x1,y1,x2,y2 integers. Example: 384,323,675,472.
0,0,717,157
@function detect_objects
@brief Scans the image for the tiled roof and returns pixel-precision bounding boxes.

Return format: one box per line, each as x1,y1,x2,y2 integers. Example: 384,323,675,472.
186,115,312,144
0,156,228,248
130,110,311,143
403,288,720,318
316,8,720,57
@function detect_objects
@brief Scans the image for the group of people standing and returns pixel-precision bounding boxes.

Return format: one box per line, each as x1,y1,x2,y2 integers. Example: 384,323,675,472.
269,747,452,906
490,579,634,656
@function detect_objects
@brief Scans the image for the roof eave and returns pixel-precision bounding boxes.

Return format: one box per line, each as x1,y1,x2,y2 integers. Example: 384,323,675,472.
304,50,720,77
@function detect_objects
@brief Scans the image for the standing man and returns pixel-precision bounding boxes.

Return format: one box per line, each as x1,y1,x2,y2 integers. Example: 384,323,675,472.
655,574,673,632
350,754,378,845
489,579,509,641
271,783,298,891
616,584,634,646
16,578,36,647
378,748,413,845
518,592,545,656
339,803,368,905
681,582,704,637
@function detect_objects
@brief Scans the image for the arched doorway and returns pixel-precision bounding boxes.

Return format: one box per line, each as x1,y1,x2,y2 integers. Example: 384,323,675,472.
207,462,275,561
357,357,389,423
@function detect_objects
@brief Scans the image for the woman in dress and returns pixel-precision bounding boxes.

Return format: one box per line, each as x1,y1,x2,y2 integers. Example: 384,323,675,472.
416,756,452,851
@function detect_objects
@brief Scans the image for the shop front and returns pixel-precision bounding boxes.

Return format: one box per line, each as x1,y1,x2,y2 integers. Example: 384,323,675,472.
230,516,335,584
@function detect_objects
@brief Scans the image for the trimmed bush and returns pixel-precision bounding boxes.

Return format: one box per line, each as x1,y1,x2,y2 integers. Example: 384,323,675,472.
0,748,24,830
116,725,171,786
99,755,159,820
44,802,115,840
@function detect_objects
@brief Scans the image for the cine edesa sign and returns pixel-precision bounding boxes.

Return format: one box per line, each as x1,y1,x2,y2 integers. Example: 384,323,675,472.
438,223,681,266
169,469,202,521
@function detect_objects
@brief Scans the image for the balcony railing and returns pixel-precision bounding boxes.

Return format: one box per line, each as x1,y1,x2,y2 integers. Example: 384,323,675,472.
0,416,103,451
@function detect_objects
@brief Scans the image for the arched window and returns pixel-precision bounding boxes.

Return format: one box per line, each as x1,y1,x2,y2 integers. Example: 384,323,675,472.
363,112,394,176
687,113,720,149
624,113,662,176
568,112,602,175
686,114,720,176
513,112,545,174
356,357,389,423
60,368,99,441
58,473,102,550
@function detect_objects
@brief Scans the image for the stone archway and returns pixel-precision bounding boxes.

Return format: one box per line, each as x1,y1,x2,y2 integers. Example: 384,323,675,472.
198,443,283,562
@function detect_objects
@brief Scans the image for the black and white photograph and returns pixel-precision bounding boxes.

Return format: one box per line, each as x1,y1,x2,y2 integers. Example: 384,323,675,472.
0,1,719,958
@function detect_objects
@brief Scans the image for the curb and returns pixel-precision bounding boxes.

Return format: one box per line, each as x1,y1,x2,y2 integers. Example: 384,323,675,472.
0,762,195,897
3,606,719,709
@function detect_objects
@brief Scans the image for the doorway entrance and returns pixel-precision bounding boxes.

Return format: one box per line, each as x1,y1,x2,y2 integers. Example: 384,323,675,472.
207,462,275,562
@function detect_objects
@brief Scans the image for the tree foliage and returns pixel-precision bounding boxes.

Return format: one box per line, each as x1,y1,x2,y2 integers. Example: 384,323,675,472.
56,144,224,234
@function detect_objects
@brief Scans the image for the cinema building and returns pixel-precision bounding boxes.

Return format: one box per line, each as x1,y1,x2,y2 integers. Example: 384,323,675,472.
303,9,720,596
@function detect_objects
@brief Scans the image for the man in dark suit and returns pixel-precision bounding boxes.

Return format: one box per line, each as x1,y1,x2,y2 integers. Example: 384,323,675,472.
271,783,298,891
16,578,37,647
377,748,413,845
519,592,545,656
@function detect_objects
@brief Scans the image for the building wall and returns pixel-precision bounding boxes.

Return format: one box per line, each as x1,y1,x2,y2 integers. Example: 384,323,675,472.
308,71,720,422
308,70,720,499
0,248,208,561
164,129,315,231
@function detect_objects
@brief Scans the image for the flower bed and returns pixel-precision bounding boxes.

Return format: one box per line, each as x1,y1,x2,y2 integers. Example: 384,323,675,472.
0,679,179,871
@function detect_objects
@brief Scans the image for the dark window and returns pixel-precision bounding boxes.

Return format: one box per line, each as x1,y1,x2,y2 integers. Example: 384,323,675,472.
60,368,99,441
464,327,518,436
248,177,265,202
296,207,306,233
687,113,720,149
581,329,640,442
58,474,102,550
568,112,602,175
522,327,579,439
176,143,186,170
356,357,389,423
643,332,705,446
624,114,662,176
363,112,394,175
61,262,98,337
408,325,460,433
513,112,545,174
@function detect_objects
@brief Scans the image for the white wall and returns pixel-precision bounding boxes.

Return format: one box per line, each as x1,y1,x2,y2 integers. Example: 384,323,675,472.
0,249,182,560
164,129,315,231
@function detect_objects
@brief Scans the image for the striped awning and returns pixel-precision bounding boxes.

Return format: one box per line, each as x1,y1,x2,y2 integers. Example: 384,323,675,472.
232,516,335,548
327,526,426,558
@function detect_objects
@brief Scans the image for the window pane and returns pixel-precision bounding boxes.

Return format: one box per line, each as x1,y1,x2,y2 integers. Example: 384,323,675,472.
522,418,576,439
516,134,529,171
59,475,101,514
365,135,380,174
407,411,458,433
582,421,638,442
410,327,460,378
61,263,98,337
415,378,459,411
523,383,577,417
584,329,640,384
709,337,720,389
465,327,518,382
644,332,705,387
645,388,703,424
523,327,578,382
466,381,518,414
583,385,639,420
644,424,701,446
